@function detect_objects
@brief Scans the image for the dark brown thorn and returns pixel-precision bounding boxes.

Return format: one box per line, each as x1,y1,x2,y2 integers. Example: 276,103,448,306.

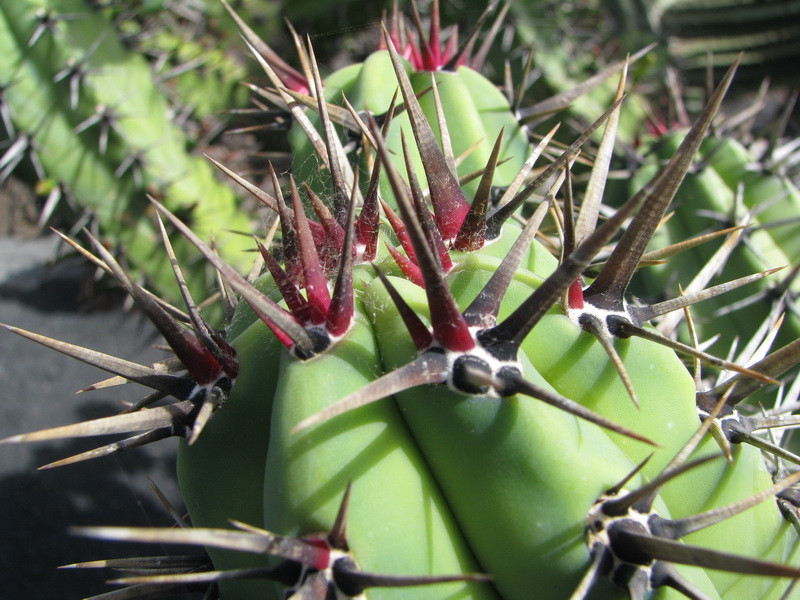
373,265,433,350
354,131,383,262
574,60,628,247
391,130,470,350
39,429,175,469
0,323,194,399
270,164,303,284
465,0,508,71
609,318,779,386
720,423,800,466
155,215,237,378
326,172,358,337
150,198,316,356
382,25,471,241
618,527,800,579
606,454,653,498
584,59,739,305
603,454,720,518
400,132,453,273
293,352,450,432
256,239,313,324
483,178,645,354
492,124,560,214
219,0,308,93
327,483,352,551
519,44,653,120
631,267,784,323
463,200,549,328
486,95,625,238
51,229,190,324
580,314,639,409
453,129,504,251
206,154,278,212
80,228,225,385
306,39,351,224
697,337,800,413
290,176,331,319
649,561,714,600
74,525,328,567
1,401,194,445
120,391,169,414
500,371,655,445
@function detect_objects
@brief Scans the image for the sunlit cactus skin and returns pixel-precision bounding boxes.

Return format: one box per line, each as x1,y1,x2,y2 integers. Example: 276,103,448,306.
287,7,530,204
2,2,800,600
0,0,253,301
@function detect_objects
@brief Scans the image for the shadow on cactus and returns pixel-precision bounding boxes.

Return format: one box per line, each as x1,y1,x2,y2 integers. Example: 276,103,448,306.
2,1,800,600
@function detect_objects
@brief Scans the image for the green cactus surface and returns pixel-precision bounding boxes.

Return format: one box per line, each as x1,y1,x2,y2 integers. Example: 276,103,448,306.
0,0,254,302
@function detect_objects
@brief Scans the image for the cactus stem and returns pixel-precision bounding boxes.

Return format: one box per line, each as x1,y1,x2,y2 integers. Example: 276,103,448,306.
578,402,800,598
383,25,471,242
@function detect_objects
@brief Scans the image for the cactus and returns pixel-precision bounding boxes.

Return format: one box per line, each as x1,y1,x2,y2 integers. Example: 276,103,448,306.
0,0,254,302
624,109,800,356
2,2,800,600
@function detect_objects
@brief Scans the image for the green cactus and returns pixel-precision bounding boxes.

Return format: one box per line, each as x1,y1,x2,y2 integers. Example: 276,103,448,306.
627,126,800,355
2,2,800,600
0,0,254,302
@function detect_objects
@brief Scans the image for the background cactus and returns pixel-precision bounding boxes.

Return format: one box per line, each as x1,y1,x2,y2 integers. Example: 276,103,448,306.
1,2,800,600
0,0,257,302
